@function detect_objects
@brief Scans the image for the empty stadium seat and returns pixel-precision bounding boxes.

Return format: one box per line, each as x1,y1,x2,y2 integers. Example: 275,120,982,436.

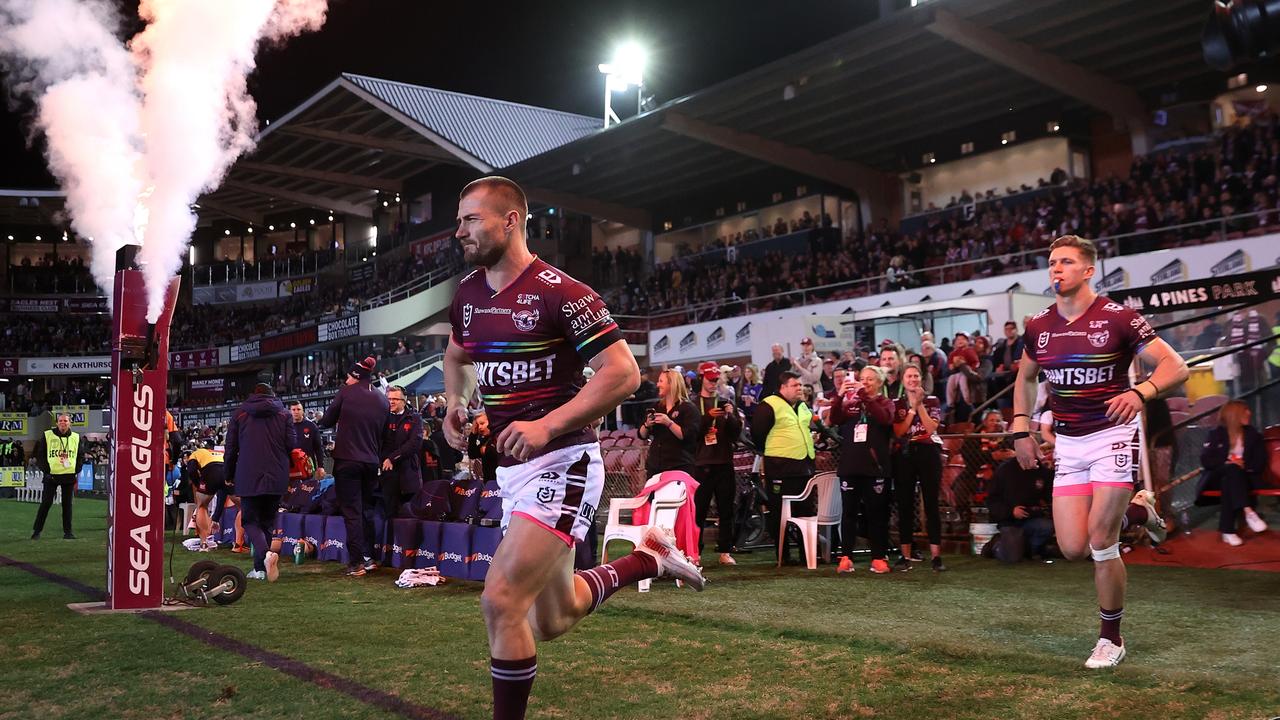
1166,396,1190,413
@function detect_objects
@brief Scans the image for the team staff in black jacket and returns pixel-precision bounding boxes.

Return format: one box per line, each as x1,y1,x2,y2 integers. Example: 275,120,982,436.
828,365,896,575
289,400,325,478
380,385,423,524
318,356,390,577
692,361,744,565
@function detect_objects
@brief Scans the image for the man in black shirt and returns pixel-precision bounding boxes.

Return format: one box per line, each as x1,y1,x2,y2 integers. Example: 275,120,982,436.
987,456,1056,560
762,343,792,398
692,362,743,565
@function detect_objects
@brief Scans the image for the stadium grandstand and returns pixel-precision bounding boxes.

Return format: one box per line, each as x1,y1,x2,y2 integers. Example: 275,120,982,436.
2,0,1280,718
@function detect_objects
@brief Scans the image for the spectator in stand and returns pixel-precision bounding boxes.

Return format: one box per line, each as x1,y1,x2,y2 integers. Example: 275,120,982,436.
692,362,743,566
973,335,994,385
945,333,982,423
1196,400,1269,546
907,352,933,395
990,320,1024,406
920,339,947,391
892,364,946,572
830,365,896,574
638,369,699,478
739,363,764,422
793,337,823,389
879,344,905,400
819,357,837,395
762,343,792,398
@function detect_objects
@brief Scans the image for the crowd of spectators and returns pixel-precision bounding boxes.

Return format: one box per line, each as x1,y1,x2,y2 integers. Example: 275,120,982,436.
0,240,461,356
6,256,97,294
0,378,109,415
605,112,1280,319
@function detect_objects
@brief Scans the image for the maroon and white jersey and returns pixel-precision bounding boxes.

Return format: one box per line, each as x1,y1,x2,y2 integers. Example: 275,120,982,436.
1024,295,1156,437
893,395,943,445
449,257,623,465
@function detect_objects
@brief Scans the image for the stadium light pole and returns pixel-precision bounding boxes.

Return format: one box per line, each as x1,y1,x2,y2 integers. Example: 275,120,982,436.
598,42,646,128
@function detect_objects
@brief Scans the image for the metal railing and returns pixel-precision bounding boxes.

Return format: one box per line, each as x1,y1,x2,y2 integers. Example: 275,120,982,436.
188,251,337,286
610,209,1280,331
362,261,464,310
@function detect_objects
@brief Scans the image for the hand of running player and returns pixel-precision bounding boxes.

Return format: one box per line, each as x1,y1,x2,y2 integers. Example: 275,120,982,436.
1103,390,1144,425
495,421,552,461
1014,435,1043,470
443,406,469,451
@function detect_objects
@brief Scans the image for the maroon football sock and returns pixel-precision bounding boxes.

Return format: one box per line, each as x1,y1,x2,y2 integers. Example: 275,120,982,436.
575,550,659,614
491,655,537,720
1121,503,1148,531
1099,607,1123,645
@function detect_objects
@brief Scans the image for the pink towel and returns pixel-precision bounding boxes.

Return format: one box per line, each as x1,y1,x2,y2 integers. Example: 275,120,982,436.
629,470,702,566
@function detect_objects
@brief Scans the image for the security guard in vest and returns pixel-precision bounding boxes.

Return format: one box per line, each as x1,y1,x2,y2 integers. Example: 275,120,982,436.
32,412,85,540
750,370,817,564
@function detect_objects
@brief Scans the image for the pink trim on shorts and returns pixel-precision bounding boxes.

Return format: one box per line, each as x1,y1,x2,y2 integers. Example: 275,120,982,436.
1053,481,1133,497
511,511,576,548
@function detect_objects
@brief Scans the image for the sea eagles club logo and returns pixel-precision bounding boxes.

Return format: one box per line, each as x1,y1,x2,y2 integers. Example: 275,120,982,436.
513,309,539,331
1087,330,1110,348
463,303,473,328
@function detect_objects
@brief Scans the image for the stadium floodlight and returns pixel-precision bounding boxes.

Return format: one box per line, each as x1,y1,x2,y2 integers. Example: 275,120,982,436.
599,42,646,128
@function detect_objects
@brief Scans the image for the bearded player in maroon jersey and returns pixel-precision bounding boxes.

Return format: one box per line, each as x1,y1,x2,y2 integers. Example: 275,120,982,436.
443,177,705,720
1012,235,1188,669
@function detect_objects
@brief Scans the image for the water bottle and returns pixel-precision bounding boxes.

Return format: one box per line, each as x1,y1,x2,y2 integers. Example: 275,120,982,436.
294,543,304,565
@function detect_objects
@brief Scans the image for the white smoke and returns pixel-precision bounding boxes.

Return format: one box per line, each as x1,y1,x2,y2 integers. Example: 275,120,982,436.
0,0,144,301
0,0,327,321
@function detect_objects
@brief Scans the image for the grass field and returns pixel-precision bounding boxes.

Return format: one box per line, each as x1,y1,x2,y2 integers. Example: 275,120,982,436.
2,498,1278,720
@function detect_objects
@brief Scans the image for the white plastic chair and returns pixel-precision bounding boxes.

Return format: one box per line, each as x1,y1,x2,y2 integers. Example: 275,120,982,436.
777,471,842,569
602,474,689,592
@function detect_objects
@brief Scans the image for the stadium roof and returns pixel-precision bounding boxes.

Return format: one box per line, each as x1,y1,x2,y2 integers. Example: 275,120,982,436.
198,0,1219,230
195,73,604,225
502,0,1218,223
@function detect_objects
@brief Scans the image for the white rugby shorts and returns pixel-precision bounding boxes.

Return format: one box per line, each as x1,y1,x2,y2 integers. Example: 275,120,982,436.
496,442,604,546
1052,420,1139,497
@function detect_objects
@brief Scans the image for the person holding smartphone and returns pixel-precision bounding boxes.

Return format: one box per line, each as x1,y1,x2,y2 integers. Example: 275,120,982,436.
828,365,896,574
692,362,744,565
638,368,700,478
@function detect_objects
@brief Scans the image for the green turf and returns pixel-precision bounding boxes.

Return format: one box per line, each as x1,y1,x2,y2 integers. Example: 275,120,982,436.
2,498,1277,720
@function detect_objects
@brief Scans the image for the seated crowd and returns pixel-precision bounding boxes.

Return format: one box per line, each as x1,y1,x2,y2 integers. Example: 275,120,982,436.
0,242,461,356
605,112,1280,318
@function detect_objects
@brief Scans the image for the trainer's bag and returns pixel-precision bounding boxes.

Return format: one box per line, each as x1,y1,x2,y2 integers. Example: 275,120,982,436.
289,448,316,482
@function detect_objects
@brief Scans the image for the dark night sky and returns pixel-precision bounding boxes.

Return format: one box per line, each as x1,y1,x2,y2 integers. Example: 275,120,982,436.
0,0,882,188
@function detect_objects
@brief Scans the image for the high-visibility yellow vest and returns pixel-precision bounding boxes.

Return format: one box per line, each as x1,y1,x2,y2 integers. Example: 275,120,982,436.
762,395,815,460
188,447,224,467
44,429,79,476
1270,325,1280,369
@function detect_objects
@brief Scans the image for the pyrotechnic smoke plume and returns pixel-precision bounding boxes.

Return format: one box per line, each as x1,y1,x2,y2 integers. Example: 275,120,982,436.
0,0,328,321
